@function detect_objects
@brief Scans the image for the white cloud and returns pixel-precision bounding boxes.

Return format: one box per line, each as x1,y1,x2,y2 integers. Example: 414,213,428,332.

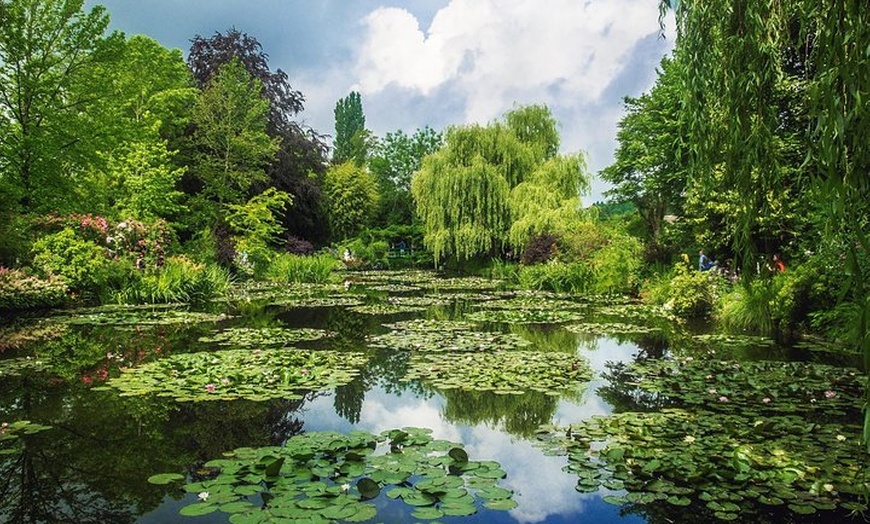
355,0,665,125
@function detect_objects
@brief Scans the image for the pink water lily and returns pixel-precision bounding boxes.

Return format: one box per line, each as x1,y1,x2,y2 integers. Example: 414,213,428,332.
718,396,729,403
762,397,771,404
824,390,836,399
205,384,216,393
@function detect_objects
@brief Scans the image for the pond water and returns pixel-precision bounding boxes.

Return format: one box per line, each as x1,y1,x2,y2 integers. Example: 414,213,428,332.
0,270,865,524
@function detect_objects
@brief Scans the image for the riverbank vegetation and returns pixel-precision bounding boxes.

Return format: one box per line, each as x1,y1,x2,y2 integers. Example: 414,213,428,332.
0,0,866,452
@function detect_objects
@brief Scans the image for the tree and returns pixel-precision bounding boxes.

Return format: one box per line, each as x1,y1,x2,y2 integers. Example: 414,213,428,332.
368,126,443,226
509,153,590,249
660,0,869,448
187,28,328,243
0,0,123,212
332,91,367,165
190,59,279,213
600,57,688,247
321,161,380,242
411,105,567,264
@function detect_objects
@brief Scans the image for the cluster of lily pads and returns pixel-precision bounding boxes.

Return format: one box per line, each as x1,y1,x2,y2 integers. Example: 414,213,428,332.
97,348,367,402
369,326,531,353
536,409,867,521
0,356,48,378
54,309,231,326
404,350,592,395
148,427,516,522
347,303,426,315
465,308,586,324
267,296,363,308
536,352,867,521
0,420,52,455
198,328,330,347
622,356,863,417
564,322,661,336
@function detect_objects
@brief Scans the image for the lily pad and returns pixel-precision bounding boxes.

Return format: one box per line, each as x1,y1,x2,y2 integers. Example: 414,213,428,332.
99,348,367,402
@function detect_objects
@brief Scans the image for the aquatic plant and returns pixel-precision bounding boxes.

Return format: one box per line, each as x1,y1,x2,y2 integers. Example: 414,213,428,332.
404,350,591,395
198,327,330,347
98,348,367,402
149,427,516,521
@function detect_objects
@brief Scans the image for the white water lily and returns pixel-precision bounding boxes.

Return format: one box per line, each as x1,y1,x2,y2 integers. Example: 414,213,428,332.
341,483,351,492
197,491,209,501
683,435,696,444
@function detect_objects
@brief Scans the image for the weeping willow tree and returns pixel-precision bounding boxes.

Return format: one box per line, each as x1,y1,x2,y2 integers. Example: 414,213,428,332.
508,153,590,248
412,106,553,265
661,0,868,448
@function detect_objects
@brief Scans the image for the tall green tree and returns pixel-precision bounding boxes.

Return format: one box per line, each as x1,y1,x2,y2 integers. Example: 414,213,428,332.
600,57,688,247
332,91,368,165
0,0,122,212
187,29,328,243
322,161,379,241
660,0,869,448
509,153,589,249
412,105,573,264
369,126,443,226
190,58,279,216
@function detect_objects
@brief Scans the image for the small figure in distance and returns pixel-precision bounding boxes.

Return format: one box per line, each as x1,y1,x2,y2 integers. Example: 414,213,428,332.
771,253,786,273
698,249,716,271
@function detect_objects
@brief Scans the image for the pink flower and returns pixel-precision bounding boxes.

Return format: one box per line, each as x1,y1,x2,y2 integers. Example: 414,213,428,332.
205,384,216,393
300,369,309,376
824,390,836,399
762,397,771,404
718,396,729,403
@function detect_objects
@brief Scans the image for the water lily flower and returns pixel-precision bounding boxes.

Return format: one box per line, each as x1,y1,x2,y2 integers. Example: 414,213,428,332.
221,378,231,386
824,390,836,399
683,436,696,444
300,369,309,375
823,484,834,492
836,435,846,441
810,398,817,403
762,397,771,404
708,389,717,395
718,396,729,403
198,491,209,501
341,483,350,492
205,384,216,393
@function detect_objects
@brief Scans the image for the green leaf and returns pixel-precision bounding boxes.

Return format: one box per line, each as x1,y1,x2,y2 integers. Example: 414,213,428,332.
179,503,217,516
147,473,185,485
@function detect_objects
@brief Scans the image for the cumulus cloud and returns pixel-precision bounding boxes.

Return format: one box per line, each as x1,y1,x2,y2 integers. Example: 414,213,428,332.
355,0,666,123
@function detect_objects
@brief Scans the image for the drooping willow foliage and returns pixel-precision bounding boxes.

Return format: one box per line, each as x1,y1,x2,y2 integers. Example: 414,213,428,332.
660,0,868,449
509,154,589,249
412,105,588,265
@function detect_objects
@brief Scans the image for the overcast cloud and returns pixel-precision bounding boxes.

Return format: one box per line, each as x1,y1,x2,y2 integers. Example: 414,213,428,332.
87,0,674,202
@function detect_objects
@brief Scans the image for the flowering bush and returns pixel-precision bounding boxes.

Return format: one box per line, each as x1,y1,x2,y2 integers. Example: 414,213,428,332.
0,267,68,310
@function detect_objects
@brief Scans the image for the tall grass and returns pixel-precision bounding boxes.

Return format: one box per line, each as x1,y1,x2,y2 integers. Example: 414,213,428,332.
266,253,338,284
717,279,776,335
517,261,594,294
115,256,231,304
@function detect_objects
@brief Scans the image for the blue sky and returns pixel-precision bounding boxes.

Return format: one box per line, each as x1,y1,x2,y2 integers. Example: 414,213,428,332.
86,0,674,202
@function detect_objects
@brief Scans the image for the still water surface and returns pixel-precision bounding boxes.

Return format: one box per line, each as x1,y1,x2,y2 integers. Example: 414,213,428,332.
0,271,863,523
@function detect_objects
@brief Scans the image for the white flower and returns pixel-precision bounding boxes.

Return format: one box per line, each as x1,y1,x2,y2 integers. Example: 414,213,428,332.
823,484,834,492
836,434,846,442
197,491,209,501
341,483,351,492
683,436,696,444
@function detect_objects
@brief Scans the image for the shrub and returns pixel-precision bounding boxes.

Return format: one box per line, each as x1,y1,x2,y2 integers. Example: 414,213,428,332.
0,267,68,311
520,234,559,265
590,233,643,295
717,279,777,334
266,253,338,284
31,227,134,298
115,256,231,304
517,261,594,294
642,262,726,318
285,235,315,255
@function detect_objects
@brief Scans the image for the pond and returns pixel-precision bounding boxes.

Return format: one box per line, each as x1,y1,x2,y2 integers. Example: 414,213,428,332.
0,270,866,524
